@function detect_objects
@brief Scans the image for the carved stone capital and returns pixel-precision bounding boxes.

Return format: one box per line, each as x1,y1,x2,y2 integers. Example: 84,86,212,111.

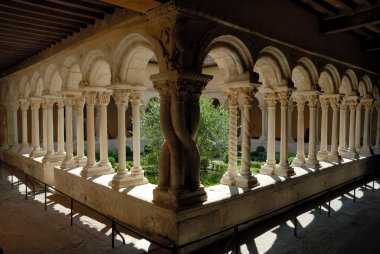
56,97,65,109
97,91,112,106
277,91,291,106
19,99,30,111
238,87,256,106
85,91,97,107
329,98,340,111
10,100,19,111
346,99,358,111
307,95,318,108
42,96,56,110
264,92,277,107
319,97,330,109
293,94,306,109
362,99,373,111
30,98,41,111
112,89,130,108
129,92,142,107
340,99,348,110
75,97,86,110
226,90,238,107
64,95,77,107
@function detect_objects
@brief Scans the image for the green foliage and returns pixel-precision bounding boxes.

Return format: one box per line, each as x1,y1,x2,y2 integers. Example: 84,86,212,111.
210,160,228,171
200,169,226,187
108,156,117,170
256,146,265,152
143,165,158,184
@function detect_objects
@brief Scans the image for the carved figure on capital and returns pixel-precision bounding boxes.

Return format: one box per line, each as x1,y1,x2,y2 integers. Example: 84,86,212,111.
30,99,41,111
112,90,130,108
277,91,291,106
319,97,330,109
264,93,278,107
19,100,30,111
97,91,112,106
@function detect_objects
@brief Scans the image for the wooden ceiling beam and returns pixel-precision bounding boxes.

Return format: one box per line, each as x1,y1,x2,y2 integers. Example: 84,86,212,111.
22,0,105,19
53,0,115,14
0,1,95,24
0,18,75,36
0,25,67,39
0,38,51,49
0,13,80,32
0,32,60,44
321,6,380,33
0,6,88,28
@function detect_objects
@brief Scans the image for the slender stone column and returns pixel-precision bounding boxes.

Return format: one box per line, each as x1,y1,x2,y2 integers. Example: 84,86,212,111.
328,97,342,163
19,99,30,154
355,101,362,152
291,94,306,167
96,91,113,173
74,96,87,166
306,95,320,168
221,90,239,185
260,92,277,175
55,97,66,160
360,99,374,156
41,97,48,151
259,104,268,142
10,101,20,151
81,91,98,177
6,104,12,149
61,95,77,169
235,87,258,187
42,96,56,162
315,103,321,145
288,103,295,143
317,97,329,161
29,98,45,158
338,99,347,157
275,91,294,177
374,101,380,153
346,98,359,159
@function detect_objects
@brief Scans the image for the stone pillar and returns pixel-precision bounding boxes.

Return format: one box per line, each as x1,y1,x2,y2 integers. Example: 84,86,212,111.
346,99,359,159
317,97,329,161
260,92,277,175
6,104,12,149
288,103,295,143
81,91,98,177
10,101,20,151
55,97,66,160
355,101,362,152
259,104,268,142
19,99,30,154
328,97,342,163
360,99,374,156
235,87,258,187
61,95,77,169
74,96,87,166
41,101,48,152
29,98,45,158
315,103,321,145
151,71,212,209
291,95,306,167
374,102,380,153
42,96,57,162
221,91,239,185
275,91,294,177
306,95,320,168
338,99,347,157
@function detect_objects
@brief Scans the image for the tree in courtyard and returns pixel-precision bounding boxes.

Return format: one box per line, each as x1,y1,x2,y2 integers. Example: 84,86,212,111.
141,97,229,166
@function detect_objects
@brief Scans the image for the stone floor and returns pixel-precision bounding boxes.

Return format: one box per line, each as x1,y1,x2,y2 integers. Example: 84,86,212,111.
1,167,380,254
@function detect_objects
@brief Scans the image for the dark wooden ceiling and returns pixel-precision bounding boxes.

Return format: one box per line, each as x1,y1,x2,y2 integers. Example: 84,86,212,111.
0,0,124,73
289,0,380,51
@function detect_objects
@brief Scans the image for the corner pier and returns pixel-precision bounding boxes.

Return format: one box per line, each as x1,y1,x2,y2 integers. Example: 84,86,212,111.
0,147,379,251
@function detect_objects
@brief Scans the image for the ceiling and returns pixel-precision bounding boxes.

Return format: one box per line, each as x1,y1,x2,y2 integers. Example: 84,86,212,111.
0,0,168,75
289,0,380,51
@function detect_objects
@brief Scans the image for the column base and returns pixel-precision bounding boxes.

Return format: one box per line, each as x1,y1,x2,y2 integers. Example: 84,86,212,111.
18,145,32,155
360,145,373,157
260,162,275,175
220,171,237,186
29,148,47,158
234,174,259,188
344,149,359,159
153,187,207,211
274,163,294,177
10,144,20,152
109,171,148,189
317,151,328,161
291,156,306,167
74,155,87,167
305,157,320,169
327,153,342,164
338,147,347,157
374,146,380,155
80,162,114,177
61,157,77,169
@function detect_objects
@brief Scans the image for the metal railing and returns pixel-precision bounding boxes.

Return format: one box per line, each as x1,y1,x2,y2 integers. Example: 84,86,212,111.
0,162,378,254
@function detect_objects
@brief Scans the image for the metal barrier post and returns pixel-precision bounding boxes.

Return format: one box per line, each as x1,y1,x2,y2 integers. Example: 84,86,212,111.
25,174,28,200
328,191,331,217
353,188,356,203
172,244,178,254
319,205,322,215
70,198,73,226
112,220,115,248
11,174,13,189
44,184,47,211
234,226,239,254
294,203,298,236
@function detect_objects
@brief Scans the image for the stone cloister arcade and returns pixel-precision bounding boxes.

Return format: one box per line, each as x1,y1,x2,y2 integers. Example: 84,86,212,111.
0,3,380,250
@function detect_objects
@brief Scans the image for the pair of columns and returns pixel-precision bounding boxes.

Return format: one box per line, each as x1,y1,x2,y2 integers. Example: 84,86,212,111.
374,101,380,153
359,98,374,156
220,85,259,188
108,87,148,189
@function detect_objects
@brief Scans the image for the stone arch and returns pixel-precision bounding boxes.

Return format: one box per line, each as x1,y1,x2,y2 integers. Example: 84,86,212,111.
373,85,379,100
340,69,358,96
318,64,340,94
362,75,373,96
61,56,82,90
30,71,44,97
358,80,367,97
19,76,29,98
292,57,319,91
113,33,161,86
82,50,111,87
44,64,63,95
8,80,19,100
254,46,291,88
201,35,254,82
